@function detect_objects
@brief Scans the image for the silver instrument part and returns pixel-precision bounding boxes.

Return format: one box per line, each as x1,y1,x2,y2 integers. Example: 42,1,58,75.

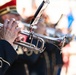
0,22,66,52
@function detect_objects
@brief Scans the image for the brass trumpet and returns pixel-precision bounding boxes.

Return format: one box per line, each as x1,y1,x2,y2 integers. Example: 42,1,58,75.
0,22,45,53
0,22,65,53
21,30,66,50
46,27,74,46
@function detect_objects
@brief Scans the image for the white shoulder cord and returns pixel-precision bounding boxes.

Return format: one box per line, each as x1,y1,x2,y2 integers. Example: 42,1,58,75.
0,57,10,68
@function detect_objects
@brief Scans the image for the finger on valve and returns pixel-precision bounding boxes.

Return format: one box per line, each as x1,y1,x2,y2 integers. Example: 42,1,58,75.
3,19,21,46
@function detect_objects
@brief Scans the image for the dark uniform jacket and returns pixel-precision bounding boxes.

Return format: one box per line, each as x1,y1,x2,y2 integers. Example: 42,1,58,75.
0,40,18,75
5,38,41,75
27,42,63,75
5,38,63,75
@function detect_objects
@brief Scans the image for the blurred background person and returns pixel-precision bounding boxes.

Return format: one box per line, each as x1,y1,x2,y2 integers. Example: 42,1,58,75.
60,39,76,75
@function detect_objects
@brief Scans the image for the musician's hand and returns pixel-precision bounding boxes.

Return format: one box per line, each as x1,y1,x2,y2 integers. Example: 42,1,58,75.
3,18,21,47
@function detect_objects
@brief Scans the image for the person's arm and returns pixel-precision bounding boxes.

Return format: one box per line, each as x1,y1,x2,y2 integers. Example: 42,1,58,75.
0,18,20,75
0,40,18,75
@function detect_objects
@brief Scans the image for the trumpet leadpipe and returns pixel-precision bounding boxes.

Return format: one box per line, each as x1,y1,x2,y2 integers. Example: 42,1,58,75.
21,30,66,49
17,21,37,29
0,21,37,29
0,22,65,49
0,22,65,43
21,30,65,43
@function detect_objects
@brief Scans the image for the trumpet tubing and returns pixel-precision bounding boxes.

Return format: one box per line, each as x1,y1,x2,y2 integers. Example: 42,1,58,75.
0,21,37,29
0,22,66,52
0,22,45,53
0,0,50,53
17,21,37,29
21,30,66,48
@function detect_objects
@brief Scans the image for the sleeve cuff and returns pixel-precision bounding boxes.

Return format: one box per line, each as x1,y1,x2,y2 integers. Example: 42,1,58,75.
0,40,18,65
